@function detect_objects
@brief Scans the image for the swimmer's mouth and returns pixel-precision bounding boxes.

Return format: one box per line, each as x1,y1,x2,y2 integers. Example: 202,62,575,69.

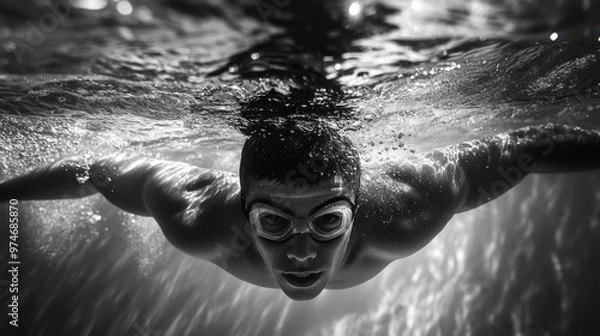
282,271,322,287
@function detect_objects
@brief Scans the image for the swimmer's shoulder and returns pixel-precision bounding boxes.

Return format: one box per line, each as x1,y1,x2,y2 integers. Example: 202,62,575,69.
354,156,464,259
144,164,246,257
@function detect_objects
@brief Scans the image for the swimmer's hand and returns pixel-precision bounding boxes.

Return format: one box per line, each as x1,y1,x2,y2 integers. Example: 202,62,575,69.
450,123,600,212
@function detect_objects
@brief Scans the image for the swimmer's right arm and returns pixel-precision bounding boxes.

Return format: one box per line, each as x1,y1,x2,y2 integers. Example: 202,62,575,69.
0,154,222,217
0,154,243,253
0,155,170,215
0,156,101,202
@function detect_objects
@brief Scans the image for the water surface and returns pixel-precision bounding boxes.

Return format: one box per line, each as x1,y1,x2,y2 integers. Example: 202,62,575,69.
1,0,600,335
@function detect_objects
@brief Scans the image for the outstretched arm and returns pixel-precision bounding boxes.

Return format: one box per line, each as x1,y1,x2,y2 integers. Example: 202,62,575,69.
1,154,245,255
0,154,227,217
1,156,103,202
0,155,174,216
358,123,599,259
445,123,600,212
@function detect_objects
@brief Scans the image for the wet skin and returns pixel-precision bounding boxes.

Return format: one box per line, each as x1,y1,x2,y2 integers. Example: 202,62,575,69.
136,159,467,300
0,153,491,300
2,124,599,300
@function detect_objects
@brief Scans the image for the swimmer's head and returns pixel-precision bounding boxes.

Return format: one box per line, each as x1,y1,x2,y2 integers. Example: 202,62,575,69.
239,118,360,300
239,118,360,199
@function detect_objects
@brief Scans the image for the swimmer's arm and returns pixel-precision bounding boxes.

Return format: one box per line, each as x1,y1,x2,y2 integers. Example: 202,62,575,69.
0,155,209,217
0,155,243,253
0,157,100,203
358,124,598,258
449,123,600,212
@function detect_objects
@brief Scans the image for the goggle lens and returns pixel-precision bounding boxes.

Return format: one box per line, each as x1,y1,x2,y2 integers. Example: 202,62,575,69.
257,213,293,236
311,213,343,234
249,200,353,241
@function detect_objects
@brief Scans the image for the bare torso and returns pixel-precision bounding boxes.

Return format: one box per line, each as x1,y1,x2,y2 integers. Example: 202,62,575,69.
3,124,595,290
143,159,464,289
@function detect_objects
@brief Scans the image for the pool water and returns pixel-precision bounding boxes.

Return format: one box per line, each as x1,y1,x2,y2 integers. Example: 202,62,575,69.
1,0,600,335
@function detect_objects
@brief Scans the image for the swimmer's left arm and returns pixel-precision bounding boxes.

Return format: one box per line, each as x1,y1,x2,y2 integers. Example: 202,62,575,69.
447,123,600,212
352,123,598,259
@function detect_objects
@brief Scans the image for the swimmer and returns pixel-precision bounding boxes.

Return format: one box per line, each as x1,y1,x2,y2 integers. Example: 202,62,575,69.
1,120,599,300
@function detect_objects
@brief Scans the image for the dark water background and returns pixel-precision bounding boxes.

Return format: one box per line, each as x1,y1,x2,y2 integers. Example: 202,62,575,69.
1,0,600,335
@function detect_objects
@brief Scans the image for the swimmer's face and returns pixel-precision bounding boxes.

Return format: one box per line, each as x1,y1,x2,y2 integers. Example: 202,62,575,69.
244,179,355,300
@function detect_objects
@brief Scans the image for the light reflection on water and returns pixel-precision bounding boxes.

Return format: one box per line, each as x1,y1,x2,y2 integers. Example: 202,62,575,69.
1,0,600,335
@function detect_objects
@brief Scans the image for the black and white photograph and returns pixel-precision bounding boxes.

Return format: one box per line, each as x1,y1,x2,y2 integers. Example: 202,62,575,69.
1,0,600,335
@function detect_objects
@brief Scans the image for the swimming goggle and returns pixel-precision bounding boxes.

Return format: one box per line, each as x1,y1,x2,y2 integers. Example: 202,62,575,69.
248,200,354,241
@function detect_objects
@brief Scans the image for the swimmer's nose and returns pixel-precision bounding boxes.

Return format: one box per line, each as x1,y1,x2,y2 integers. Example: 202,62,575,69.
286,234,317,262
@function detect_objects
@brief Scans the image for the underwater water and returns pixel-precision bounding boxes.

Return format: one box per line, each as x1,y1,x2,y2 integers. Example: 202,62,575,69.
1,0,600,335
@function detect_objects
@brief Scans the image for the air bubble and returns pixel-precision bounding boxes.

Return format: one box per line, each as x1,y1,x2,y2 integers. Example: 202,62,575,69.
76,175,90,184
